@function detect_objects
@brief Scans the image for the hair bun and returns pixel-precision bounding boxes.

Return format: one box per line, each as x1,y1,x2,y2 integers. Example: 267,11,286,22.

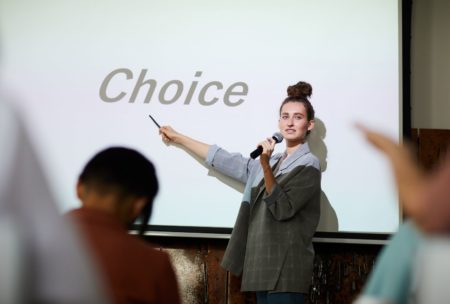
287,81,312,98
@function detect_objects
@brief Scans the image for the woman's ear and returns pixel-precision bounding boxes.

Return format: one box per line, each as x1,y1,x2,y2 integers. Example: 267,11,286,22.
308,119,315,131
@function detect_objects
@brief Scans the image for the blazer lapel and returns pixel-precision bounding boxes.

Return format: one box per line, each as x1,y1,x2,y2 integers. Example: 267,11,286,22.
276,142,310,176
250,143,312,210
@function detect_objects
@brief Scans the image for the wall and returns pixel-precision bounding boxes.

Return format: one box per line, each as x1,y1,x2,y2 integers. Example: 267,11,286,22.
411,0,450,129
147,237,381,304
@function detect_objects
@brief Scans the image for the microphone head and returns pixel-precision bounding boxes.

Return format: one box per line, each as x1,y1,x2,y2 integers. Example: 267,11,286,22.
272,132,284,143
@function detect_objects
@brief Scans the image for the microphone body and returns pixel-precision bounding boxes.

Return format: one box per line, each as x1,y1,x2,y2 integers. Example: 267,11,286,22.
250,132,284,159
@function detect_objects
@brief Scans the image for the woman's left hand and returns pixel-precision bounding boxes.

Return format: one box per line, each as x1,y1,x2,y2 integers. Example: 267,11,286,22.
258,138,277,192
258,138,276,160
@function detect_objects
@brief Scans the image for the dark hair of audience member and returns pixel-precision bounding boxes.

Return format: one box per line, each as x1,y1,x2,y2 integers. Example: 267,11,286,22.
78,147,158,235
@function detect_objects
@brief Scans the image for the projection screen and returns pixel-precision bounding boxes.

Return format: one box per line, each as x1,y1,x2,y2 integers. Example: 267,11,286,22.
0,0,403,238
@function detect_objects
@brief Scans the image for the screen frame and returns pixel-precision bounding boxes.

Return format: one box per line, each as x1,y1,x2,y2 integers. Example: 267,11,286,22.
133,0,413,244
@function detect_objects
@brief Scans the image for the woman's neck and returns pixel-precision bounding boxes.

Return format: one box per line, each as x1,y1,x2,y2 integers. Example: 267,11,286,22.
285,140,304,156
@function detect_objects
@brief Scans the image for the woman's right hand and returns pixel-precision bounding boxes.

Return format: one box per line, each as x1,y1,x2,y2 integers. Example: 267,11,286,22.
158,126,210,159
159,126,180,144
258,138,276,158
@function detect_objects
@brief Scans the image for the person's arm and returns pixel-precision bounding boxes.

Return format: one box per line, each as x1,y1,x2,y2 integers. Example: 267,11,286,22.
356,124,426,219
420,156,450,232
357,124,450,233
159,125,257,184
159,125,210,159
264,163,321,221
259,138,277,194
258,139,322,221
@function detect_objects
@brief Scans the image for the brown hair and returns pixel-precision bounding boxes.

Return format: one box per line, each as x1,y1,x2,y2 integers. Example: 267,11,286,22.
279,81,315,121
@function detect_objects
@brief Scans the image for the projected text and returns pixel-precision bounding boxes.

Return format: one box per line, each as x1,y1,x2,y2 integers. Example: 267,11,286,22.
99,69,248,106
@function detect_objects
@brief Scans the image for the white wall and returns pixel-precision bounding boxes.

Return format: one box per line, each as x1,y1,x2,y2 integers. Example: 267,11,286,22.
411,0,450,129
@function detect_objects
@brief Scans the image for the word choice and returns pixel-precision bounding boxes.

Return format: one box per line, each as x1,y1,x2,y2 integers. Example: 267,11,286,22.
99,69,248,107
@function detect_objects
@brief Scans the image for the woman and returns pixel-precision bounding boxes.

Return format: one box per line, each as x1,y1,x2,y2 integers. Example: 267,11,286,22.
159,81,321,304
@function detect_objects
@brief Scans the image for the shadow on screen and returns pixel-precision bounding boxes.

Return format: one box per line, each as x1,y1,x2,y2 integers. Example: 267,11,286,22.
308,117,339,232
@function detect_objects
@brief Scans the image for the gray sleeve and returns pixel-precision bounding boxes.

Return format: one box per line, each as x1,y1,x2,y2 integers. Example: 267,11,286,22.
264,165,321,221
205,144,257,184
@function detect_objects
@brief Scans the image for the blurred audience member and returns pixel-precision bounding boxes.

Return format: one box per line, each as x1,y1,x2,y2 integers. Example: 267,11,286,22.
354,125,450,304
68,147,181,304
0,92,109,303
358,125,450,232
354,220,423,304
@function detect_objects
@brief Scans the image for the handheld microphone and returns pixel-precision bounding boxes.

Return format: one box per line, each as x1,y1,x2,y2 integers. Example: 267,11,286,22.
250,132,284,159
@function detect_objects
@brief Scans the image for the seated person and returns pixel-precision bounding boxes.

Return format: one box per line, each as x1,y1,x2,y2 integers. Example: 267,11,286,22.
68,147,180,304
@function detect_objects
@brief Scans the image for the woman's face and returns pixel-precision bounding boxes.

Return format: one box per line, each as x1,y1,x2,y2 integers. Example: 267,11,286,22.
278,101,314,145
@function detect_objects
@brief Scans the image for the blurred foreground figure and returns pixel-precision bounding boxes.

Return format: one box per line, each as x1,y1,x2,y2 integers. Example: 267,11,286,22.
68,147,181,304
0,94,109,303
358,126,450,233
354,125,450,304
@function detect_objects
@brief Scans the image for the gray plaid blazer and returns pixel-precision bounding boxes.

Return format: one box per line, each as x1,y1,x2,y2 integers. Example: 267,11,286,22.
205,143,321,293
